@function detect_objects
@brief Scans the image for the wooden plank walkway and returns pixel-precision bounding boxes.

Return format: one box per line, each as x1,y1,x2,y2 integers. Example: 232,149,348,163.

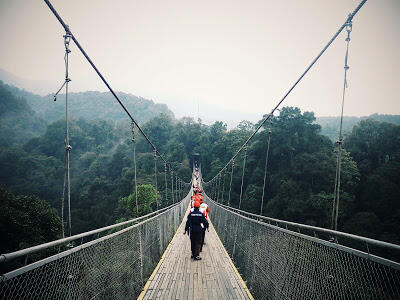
138,207,253,300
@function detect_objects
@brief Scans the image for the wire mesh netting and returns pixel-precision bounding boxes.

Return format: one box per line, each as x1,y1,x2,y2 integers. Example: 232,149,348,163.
207,197,400,300
0,195,190,300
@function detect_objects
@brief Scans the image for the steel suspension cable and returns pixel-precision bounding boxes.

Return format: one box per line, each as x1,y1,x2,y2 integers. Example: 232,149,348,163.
175,174,178,201
239,144,247,209
214,178,217,200
331,20,353,232
203,0,367,184
131,123,139,213
177,177,180,200
171,170,175,204
212,180,214,198
44,0,189,184
164,163,168,205
154,150,158,210
178,179,181,200
216,174,220,202
65,35,72,239
61,157,67,238
228,160,235,206
131,122,143,286
260,119,272,215
221,168,226,203
54,32,72,238
219,174,222,202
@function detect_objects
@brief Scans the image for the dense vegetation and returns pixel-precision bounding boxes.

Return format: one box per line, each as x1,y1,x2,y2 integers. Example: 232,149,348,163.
0,82,46,146
316,114,400,141
0,81,399,259
0,186,60,254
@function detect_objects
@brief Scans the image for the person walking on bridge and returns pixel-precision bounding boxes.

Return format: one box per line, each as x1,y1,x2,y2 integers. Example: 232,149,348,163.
199,200,210,252
184,201,209,260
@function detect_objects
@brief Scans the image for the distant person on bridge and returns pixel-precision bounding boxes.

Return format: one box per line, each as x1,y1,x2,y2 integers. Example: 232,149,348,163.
184,201,209,260
191,186,199,207
199,200,209,219
191,192,202,208
199,200,210,252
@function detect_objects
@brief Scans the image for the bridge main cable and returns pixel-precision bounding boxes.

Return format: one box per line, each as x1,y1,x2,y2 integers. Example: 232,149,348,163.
206,0,367,182
43,0,179,173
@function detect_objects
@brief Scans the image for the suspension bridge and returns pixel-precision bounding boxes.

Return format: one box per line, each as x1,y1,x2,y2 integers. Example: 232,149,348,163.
1,0,400,299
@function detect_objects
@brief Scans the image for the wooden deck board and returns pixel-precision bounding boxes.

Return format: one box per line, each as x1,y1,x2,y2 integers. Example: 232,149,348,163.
138,207,252,300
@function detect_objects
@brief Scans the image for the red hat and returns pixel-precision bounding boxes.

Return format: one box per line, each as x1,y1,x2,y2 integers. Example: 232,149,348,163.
194,201,201,208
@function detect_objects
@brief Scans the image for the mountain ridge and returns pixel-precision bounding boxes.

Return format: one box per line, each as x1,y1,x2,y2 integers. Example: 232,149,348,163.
1,81,174,125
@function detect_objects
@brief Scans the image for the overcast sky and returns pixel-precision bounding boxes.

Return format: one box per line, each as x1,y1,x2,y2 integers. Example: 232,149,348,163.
0,0,399,127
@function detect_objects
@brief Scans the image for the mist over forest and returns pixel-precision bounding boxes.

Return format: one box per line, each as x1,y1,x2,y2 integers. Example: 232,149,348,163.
1,79,400,264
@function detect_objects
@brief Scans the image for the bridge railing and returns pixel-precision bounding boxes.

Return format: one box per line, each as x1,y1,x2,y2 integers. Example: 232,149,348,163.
207,196,400,300
0,194,190,300
214,200,400,254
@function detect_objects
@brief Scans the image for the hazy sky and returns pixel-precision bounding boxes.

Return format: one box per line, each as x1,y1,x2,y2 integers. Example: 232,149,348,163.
0,0,399,127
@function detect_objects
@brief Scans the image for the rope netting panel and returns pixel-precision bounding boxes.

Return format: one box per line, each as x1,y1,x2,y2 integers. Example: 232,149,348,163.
207,197,400,300
0,195,190,300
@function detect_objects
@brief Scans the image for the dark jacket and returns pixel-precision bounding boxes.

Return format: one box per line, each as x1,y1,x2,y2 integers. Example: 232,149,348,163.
185,207,209,234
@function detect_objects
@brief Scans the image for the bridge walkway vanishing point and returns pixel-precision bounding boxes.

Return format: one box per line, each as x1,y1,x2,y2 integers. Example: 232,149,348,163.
138,205,253,300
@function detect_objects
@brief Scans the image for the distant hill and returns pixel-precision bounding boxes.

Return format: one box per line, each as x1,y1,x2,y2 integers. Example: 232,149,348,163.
0,69,57,96
0,80,175,148
0,81,46,146
316,114,400,141
4,84,174,125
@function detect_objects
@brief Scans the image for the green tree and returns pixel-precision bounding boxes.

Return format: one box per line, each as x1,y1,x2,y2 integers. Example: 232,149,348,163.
343,120,400,244
115,184,161,221
0,186,61,254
